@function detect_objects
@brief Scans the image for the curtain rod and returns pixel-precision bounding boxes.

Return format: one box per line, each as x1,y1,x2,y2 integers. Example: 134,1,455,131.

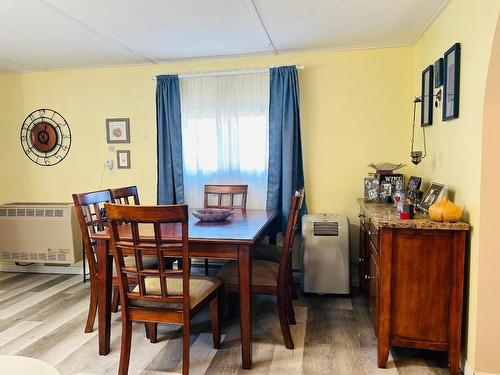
150,65,304,80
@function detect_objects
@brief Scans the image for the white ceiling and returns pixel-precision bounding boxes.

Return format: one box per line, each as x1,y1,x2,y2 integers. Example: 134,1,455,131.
0,0,449,73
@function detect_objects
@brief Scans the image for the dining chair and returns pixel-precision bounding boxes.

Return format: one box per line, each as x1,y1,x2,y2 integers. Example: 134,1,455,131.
251,189,304,300
109,185,140,312
105,203,223,375
73,189,159,332
217,188,304,349
110,186,140,205
204,184,248,209
72,189,113,333
201,184,248,275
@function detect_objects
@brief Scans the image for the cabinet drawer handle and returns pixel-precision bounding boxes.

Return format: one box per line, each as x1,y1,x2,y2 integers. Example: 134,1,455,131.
364,275,374,280
368,230,372,235
358,257,363,262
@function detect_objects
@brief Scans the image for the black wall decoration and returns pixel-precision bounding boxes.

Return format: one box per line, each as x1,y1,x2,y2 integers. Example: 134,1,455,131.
20,109,72,166
434,58,444,87
443,43,461,121
421,65,434,126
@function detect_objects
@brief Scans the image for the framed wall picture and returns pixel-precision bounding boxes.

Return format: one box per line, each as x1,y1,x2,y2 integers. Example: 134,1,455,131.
421,65,434,126
418,182,445,211
434,58,444,87
443,43,461,121
116,150,131,169
106,118,130,143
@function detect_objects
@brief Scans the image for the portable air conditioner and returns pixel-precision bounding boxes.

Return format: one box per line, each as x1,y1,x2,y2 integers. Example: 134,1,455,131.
302,213,350,294
0,202,82,264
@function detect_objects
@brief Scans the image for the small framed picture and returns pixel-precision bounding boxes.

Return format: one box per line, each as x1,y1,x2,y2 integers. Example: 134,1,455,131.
418,182,445,211
380,182,392,200
407,176,422,192
364,177,379,200
443,43,461,121
434,58,444,88
116,150,131,169
106,118,130,143
421,65,434,126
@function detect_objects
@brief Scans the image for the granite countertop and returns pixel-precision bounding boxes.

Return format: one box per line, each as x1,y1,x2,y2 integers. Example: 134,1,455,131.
357,198,470,231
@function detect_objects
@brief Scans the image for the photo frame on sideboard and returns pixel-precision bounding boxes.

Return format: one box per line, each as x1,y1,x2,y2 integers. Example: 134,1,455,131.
407,176,422,192
418,182,445,211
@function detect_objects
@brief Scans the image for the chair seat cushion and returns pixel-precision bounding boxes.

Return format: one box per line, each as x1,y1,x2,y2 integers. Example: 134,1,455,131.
217,259,279,287
252,244,282,263
131,275,221,309
113,255,158,277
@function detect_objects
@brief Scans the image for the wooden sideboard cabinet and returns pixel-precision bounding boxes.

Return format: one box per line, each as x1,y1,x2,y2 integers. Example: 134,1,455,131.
358,199,469,375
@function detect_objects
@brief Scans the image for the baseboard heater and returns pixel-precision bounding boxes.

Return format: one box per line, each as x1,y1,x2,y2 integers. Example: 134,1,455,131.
0,202,83,266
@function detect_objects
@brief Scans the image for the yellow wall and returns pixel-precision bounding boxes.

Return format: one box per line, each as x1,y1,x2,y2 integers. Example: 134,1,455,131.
1,1,499,371
0,47,414,259
411,0,500,370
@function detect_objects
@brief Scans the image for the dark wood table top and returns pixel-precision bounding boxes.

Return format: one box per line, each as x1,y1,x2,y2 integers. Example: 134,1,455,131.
91,208,278,244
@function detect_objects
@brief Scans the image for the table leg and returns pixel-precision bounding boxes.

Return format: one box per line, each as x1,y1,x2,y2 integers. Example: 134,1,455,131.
97,239,112,355
238,244,252,369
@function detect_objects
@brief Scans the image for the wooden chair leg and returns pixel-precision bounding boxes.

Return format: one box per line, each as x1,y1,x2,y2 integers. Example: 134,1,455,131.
277,293,294,349
204,259,210,276
118,319,133,375
182,321,190,375
288,268,298,300
286,290,296,325
209,289,222,349
111,285,120,313
145,322,158,343
84,277,98,333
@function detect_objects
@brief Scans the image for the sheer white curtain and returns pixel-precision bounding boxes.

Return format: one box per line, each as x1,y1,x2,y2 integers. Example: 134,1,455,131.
180,72,270,209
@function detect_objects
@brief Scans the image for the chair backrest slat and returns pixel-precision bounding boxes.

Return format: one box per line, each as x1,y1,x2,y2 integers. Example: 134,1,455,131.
72,190,113,278
204,184,248,209
278,189,305,288
110,186,140,205
105,203,189,310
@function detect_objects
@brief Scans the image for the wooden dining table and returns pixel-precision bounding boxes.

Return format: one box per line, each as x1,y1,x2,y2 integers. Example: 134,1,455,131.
90,208,278,370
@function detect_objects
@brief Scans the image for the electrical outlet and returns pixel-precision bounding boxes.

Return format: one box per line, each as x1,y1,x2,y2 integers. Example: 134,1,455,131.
105,159,114,170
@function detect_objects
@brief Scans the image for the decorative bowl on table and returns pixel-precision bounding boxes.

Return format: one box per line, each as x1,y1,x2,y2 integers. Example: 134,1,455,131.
192,208,233,222
368,162,406,175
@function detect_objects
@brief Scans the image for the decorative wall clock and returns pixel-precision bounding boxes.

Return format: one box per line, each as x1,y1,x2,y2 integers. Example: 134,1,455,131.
20,108,72,166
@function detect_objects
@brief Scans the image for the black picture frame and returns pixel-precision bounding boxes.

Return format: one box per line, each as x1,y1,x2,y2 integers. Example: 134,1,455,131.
418,182,445,212
443,43,461,121
421,65,434,126
434,58,444,87
407,176,422,192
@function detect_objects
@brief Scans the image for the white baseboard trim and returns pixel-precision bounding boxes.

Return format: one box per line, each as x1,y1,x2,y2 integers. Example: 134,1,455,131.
0,262,83,275
462,355,475,375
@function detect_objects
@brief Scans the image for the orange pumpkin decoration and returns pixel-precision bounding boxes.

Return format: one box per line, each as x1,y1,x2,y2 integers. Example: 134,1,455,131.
429,196,463,222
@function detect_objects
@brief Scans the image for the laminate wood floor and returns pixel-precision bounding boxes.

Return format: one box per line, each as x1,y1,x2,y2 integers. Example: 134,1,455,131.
0,272,452,374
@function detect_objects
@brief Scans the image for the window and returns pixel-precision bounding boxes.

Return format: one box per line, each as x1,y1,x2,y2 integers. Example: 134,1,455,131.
180,72,269,208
